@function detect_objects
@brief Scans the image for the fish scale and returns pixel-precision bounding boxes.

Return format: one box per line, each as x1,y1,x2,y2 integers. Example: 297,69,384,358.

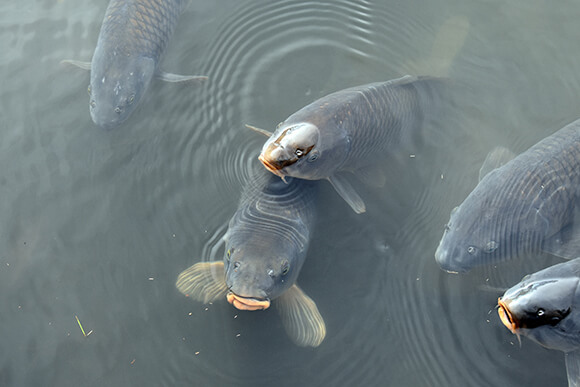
339,81,428,165
99,0,184,58
228,173,317,254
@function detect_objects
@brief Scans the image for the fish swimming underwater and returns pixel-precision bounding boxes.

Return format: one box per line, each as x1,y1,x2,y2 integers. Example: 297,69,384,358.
63,0,206,129
498,258,580,387
176,167,325,347
435,118,580,273
255,75,446,214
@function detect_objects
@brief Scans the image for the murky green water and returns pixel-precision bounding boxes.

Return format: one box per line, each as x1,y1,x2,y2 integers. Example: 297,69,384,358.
2,0,580,385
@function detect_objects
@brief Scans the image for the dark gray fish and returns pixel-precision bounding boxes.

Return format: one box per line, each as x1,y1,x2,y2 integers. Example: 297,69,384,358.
498,258,580,387
256,75,446,214
63,0,206,129
435,118,580,273
176,167,325,347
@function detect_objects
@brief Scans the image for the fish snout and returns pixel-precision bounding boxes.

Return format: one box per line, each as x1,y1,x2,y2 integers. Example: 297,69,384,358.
497,297,518,333
434,235,470,273
435,243,458,273
259,153,289,181
90,103,126,130
227,292,271,311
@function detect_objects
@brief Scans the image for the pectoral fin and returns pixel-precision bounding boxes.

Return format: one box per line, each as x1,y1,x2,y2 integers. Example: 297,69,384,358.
565,350,580,387
478,146,515,181
60,59,91,70
245,124,273,137
327,174,366,214
355,165,387,188
175,261,228,303
275,284,326,347
543,223,580,260
156,71,208,83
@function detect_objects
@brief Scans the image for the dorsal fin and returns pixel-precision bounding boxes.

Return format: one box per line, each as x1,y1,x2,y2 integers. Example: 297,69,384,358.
478,146,516,181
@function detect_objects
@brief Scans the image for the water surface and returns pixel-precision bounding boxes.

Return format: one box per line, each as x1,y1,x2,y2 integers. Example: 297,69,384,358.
2,0,580,386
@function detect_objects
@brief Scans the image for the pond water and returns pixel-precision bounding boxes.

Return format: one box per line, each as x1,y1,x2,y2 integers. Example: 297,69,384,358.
2,0,580,386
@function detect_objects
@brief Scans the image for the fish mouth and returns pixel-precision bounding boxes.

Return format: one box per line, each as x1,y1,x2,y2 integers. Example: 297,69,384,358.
258,154,288,182
497,298,519,333
227,291,270,311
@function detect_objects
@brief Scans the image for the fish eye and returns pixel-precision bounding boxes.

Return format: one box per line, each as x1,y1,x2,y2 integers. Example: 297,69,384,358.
128,94,135,104
87,85,91,95
226,248,234,262
308,150,319,162
467,246,477,255
281,260,289,275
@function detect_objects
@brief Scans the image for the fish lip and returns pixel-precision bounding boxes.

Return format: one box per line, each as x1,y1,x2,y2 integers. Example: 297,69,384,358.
258,154,288,182
497,298,518,333
227,291,270,311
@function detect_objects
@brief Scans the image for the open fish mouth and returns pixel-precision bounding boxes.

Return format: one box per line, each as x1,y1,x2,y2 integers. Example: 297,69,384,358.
497,298,518,333
227,292,270,311
258,154,288,182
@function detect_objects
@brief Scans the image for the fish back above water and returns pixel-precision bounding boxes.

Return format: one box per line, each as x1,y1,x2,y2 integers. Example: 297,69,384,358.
258,75,447,213
176,168,326,347
435,118,580,273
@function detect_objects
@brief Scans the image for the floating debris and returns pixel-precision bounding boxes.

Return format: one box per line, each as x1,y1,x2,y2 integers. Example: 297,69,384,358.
75,315,92,337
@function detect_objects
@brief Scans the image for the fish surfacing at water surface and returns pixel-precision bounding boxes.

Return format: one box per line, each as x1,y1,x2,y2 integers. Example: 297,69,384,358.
176,168,325,347
255,75,446,214
498,258,580,387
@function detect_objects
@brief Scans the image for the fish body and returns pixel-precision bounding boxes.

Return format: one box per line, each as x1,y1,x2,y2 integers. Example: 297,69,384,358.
176,168,326,347
222,170,318,310
435,119,580,273
258,75,445,213
64,0,206,129
498,258,580,386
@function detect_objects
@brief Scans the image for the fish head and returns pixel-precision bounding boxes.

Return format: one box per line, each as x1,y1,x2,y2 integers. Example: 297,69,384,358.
259,122,329,181
222,241,301,311
435,198,506,273
498,270,580,352
435,177,549,273
88,56,154,129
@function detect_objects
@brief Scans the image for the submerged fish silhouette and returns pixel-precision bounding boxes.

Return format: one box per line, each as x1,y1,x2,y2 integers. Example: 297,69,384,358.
63,0,206,129
436,118,580,273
